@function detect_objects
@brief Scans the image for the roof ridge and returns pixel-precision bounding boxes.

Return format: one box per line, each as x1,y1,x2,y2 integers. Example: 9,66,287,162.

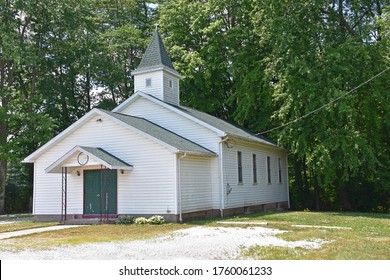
180,105,277,143
122,93,278,146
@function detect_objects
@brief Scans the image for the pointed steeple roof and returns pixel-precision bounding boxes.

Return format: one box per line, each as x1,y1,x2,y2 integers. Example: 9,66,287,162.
132,30,180,76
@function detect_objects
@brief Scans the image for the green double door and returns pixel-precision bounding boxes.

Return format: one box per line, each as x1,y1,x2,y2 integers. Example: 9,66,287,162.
84,170,117,215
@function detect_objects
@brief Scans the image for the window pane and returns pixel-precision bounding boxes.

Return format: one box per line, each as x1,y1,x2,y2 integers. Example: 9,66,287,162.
278,158,282,183
237,151,243,183
146,78,152,87
267,156,271,184
253,154,257,184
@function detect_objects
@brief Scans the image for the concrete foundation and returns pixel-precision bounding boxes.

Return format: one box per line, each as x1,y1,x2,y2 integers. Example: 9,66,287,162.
33,201,289,224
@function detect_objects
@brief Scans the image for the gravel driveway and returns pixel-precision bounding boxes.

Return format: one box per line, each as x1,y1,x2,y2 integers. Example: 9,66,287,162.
0,226,327,260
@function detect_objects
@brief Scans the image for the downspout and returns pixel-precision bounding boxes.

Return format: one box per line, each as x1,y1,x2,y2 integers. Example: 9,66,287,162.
219,136,229,218
177,152,187,223
33,163,37,216
285,153,290,209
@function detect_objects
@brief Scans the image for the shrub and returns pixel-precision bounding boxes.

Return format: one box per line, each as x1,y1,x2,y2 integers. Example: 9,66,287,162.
115,215,135,225
148,215,165,225
135,217,148,225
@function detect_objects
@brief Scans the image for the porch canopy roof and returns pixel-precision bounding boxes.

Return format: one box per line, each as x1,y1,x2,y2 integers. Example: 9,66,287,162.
45,146,133,173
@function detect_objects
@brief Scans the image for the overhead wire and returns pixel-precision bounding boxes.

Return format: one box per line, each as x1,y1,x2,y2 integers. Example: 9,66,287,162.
256,66,390,135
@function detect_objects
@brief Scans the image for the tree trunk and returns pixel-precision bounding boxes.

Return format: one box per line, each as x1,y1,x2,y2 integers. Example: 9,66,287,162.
0,158,6,215
0,112,6,214
0,58,8,214
313,174,321,211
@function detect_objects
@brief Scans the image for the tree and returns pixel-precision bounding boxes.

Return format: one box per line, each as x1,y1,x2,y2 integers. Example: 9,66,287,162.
160,0,390,212
0,0,58,214
252,0,390,211
0,0,159,214
159,0,272,125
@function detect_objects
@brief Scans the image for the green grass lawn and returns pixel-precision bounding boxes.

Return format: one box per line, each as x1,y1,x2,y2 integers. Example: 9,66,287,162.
0,223,190,251
228,211,390,260
0,221,59,234
0,211,389,259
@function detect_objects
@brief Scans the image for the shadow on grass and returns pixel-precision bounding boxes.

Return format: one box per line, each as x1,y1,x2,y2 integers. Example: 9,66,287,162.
184,211,291,226
326,211,390,220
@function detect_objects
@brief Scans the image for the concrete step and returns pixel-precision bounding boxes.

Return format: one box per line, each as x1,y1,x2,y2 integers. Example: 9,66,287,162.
62,218,116,225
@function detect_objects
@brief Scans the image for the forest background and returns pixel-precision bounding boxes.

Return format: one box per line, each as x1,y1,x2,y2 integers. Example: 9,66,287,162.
1,0,390,214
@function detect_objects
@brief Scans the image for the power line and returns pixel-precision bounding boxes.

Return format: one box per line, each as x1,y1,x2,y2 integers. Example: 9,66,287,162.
256,66,390,135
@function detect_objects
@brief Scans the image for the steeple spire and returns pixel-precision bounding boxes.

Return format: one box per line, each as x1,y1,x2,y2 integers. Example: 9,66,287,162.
132,30,181,106
133,30,179,75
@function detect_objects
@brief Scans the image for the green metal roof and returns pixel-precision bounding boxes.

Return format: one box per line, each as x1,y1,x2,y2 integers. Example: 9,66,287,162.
101,110,216,156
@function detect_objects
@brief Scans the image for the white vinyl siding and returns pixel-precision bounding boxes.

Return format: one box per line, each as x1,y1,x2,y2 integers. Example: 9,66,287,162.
180,156,213,213
134,69,179,106
32,114,177,216
134,70,163,100
163,72,179,106
222,139,288,209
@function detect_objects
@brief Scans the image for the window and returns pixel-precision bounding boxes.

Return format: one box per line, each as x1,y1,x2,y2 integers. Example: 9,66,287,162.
146,78,152,87
169,79,173,88
237,151,243,184
267,156,271,184
278,157,282,183
252,154,257,184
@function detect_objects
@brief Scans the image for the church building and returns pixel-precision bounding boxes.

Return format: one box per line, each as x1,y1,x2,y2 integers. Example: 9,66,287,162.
23,30,289,223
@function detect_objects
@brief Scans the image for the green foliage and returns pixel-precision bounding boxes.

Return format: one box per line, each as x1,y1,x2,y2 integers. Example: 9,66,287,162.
251,0,390,212
115,215,135,225
159,0,270,124
134,216,165,225
0,0,159,214
148,215,165,225
134,217,149,225
1,0,390,214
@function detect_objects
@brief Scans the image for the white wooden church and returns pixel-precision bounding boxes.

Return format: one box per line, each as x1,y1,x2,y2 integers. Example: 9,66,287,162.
24,30,289,223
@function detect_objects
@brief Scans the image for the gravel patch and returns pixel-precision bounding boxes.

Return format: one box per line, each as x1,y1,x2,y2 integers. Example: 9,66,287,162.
0,221,17,225
0,226,328,260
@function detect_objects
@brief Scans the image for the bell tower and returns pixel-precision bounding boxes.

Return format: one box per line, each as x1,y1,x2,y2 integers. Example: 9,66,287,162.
131,29,181,106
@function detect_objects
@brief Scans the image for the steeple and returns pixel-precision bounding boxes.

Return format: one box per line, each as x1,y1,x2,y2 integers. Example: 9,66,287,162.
132,30,181,106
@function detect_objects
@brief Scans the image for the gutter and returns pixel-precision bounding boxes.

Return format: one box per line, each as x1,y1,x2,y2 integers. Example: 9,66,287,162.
286,154,291,209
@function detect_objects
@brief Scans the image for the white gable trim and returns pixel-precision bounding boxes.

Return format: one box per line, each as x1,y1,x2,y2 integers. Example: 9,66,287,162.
23,108,101,163
45,146,134,173
112,92,143,113
23,108,193,163
113,91,226,137
132,66,181,78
